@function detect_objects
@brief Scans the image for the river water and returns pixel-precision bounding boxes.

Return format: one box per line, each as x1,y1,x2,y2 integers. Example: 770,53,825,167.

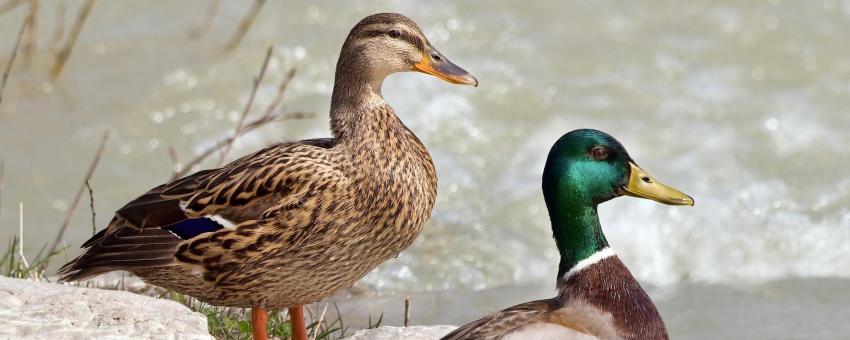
1,1,849,338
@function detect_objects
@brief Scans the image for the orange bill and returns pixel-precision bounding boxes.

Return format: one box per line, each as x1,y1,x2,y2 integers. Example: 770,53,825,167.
413,48,478,86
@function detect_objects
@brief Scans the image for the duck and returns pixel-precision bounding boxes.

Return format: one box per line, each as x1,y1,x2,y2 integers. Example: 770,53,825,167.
58,13,477,340
442,129,693,340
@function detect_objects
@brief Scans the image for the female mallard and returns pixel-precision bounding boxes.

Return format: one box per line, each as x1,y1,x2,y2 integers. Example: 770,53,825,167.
59,13,477,340
442,129,693,340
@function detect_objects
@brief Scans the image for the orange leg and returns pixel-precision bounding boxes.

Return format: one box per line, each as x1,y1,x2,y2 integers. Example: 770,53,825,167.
251,307,269,340
290,305,308,340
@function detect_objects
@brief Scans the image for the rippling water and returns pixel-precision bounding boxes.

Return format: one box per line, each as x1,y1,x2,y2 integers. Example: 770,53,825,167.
1,1,849,338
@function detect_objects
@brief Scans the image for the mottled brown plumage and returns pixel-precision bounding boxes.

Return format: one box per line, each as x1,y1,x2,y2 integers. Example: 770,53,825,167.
58,12,477,315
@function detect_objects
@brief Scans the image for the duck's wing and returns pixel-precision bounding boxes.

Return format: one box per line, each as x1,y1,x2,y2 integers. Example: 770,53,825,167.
170,140,350,284
442,300,551,340
58,138,340,281
442,298,598,340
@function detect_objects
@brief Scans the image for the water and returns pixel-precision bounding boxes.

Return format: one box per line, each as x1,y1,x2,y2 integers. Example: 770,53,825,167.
1,1,849,338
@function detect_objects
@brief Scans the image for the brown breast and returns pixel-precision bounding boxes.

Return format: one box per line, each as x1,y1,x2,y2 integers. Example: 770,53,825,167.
558,256,669,340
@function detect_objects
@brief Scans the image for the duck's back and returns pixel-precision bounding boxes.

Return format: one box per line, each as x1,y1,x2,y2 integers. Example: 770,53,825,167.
60,113,438,309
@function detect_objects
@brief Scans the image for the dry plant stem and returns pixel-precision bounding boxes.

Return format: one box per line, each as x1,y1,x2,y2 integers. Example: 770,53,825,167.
170,65,307,180
171,110,314,180
85,180,95,235
404,296,411,327
0,158,5,219
50,1,66,54
259,68,296,119
0,0,25,15
168,146,181,176
188,0,219,38
47,130,109,259
224,0,265,51
21,0,37,63
50,0,94,80
0,15,29,107
311,303,329,340
216,46,272,167
18,202,30,271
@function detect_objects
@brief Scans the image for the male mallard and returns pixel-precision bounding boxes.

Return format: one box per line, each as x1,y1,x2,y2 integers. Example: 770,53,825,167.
442,129,693,340
59,13,477,340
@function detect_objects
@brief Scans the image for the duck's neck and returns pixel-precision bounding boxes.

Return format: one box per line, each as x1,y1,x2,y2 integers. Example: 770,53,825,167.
550,204,610,280
542,173,610,280
330,52,393,141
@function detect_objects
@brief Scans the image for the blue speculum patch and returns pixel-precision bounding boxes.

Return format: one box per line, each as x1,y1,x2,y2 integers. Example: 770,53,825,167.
164,218,224,239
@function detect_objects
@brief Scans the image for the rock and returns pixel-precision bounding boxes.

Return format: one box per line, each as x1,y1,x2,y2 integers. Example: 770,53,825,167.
344,325,457,340
50,271,162,297
0,276,213,340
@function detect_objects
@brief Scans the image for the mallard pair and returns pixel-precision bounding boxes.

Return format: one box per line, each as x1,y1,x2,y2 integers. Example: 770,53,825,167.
60,12,694,340
60,13,477,340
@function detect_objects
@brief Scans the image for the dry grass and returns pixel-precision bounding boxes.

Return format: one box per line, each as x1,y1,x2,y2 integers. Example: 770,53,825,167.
0,15,28,107
171,293,382,340
170,109,314,180
170,52,312,180
0,158,5,220
20,0,37,64
224,0,265,52
85,180,96,236
50,0,94,80
1,203,63,280
0,0,26,16
188,0,220,39
217,46,273,166
50,1,66,54
46,130,109,262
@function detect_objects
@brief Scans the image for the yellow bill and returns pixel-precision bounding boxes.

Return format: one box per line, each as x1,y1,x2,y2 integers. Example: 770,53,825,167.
622,162,694,206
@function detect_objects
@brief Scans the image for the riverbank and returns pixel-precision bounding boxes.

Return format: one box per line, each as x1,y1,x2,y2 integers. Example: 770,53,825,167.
0,276,457,340
2,273,847,339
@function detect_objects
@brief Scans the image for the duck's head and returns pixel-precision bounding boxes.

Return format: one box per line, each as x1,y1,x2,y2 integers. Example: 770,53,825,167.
337,13,478,87
543,129,694,207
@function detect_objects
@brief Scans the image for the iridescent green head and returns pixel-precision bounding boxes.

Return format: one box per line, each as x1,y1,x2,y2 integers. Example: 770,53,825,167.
542,129,694,277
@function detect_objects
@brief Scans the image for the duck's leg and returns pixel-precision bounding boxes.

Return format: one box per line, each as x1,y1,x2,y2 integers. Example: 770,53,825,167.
290,305,308,340
251,307,269,340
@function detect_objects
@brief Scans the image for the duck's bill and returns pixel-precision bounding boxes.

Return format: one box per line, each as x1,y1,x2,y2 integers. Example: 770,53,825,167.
413,49,478,86
621,162,694,206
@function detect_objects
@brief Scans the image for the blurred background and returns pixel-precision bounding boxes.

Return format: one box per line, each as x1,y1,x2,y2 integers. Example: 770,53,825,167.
1,1,849,339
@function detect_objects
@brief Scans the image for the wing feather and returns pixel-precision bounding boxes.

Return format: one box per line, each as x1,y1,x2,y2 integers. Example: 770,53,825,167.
441,300,555,340
60,138,340,283
57,225,181,281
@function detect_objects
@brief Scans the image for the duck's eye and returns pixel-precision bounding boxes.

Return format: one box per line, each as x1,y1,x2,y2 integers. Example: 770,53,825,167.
388,29,401,38
589,146,609,160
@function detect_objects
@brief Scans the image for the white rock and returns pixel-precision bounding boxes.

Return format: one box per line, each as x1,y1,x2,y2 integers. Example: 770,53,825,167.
0,276,213,340
344,325,457,340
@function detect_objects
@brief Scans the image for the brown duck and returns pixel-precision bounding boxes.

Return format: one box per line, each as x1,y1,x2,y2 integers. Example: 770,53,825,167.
442,129,693,340
59,13,477,340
